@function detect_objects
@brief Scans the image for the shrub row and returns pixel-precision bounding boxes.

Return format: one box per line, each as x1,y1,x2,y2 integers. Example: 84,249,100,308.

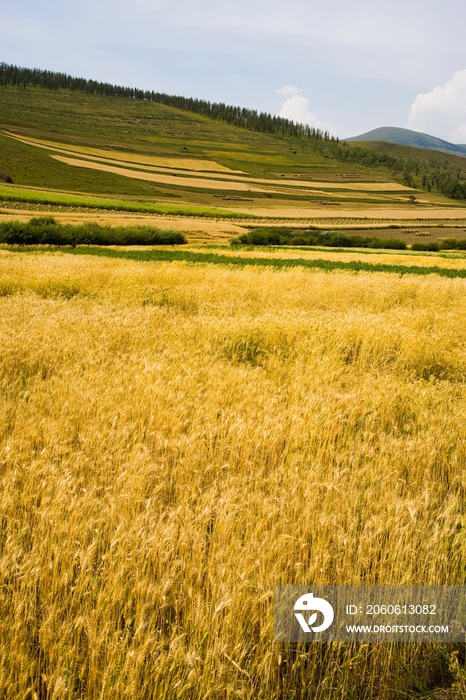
231,228,407,250
412,239,466,252
0,217,187,246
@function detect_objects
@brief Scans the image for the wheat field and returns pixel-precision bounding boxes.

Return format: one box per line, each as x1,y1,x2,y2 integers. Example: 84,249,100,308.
1,250,466,699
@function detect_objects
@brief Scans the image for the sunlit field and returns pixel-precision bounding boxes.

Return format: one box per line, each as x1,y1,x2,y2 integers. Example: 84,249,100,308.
1,249,466,699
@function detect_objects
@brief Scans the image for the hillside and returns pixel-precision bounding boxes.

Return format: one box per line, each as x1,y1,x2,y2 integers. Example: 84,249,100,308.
0,87,409,200
347,126,466,157
1,81,466,232
0,87,366,186
0,62,330,140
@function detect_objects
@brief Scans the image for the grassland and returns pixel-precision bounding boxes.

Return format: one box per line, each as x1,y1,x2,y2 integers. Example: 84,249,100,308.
1,248,466,699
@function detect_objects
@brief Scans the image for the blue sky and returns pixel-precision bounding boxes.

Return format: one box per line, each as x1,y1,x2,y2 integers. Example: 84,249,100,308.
2,0,466,140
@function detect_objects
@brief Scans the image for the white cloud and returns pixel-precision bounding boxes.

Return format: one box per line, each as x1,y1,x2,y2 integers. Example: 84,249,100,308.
275,85,312,96
277,94,332,132
408,69,466,143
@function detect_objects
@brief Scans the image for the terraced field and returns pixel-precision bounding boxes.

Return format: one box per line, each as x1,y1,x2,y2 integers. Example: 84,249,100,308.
2,87,466,236
3,130,415,205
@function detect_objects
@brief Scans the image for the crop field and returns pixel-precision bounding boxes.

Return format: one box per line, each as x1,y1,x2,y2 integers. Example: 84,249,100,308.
4,133,241,173
2,131,414,191
0,136,466,227
1,248,466,699
3,131,414,205
0,185,249,220
2,82,466,699
9,242,466,278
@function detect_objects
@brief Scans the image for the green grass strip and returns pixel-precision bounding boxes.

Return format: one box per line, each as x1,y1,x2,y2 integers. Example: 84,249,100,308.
231,244,466,259
21,245,466,279
0,186,254,219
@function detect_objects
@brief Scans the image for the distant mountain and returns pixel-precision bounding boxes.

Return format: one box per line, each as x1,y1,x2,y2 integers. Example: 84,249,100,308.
347,127,466,158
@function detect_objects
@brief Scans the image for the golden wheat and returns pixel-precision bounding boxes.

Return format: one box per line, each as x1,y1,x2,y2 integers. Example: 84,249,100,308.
1,251,465,699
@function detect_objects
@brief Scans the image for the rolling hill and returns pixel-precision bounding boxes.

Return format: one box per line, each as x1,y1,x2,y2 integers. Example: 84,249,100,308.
347,126,466,157
1,68,466,229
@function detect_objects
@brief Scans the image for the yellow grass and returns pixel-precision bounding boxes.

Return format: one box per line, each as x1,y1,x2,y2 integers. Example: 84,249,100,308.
48,154,415,196
4,132,415,195
227,204,466,221
49,154,411,202
51,155,266,193
272,181,416,192
1,250,466,699
3,132,242,173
